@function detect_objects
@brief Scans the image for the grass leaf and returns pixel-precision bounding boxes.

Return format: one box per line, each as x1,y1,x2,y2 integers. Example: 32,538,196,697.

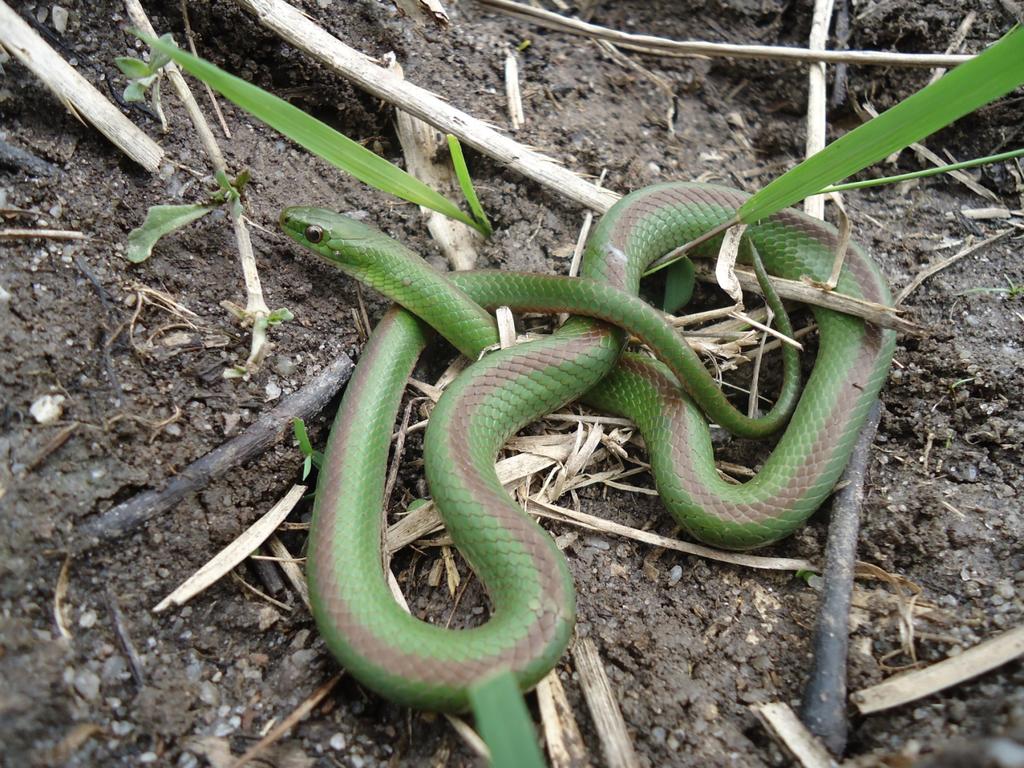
468,671,545,768
140,34,484,233
125,204,215,263
447,134,492,236
741,26,1024,222
662,257,695,313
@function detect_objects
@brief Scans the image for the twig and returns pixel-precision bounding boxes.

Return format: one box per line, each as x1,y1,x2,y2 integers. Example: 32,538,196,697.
389,56,479,271
828,0,850,109
753,702,837,768
571,636,639,768
895,229,1013,304
74,351,353,549
230,674,343,768
505,48,525,130
125,0,273,375
231,0,620,213
266,535,311,609
152,485,306,612
537,671,591,768
106,587,147,687
476,0,973,68
860,103,999,203
0,136,59,176
851,625,1024,714
800,401,881,756
928,11,976,85
804,0,834,220
694,265,920,334
0,2,163,171
0,228,85,240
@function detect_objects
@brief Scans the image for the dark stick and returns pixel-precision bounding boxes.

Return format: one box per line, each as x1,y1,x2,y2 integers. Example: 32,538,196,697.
800,400,882,756
0,137,58,177
829,0,851,110
74,351,354,550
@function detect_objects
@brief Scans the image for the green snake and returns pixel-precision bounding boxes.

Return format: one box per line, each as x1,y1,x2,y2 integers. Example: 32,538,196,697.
280,182,896,712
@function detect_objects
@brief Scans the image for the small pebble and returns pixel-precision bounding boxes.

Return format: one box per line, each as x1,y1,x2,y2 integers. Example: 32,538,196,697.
199,681,220,706
73,669,101,700
78,609,97,629
265,381,282,400
51,5,68,32
329,733,347,751
139,752,158,764
30,394,65,424
111,721,133,736
668,565,683,586
583,536,610,551
273,355,298,377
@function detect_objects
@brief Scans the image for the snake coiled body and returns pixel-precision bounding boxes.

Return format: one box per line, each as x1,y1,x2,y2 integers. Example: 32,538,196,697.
280,182,896,711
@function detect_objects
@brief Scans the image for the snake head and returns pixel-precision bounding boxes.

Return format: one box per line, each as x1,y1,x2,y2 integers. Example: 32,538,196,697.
280,207,381,268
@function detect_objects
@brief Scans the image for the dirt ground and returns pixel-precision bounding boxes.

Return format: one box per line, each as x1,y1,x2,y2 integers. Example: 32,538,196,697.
2,1,1023,766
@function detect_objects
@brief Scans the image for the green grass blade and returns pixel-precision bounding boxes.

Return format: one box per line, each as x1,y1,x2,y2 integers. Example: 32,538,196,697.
741,26,1024,222
447,134,492,236
141,34,483,233
468,671,546,768
820,147,1024,193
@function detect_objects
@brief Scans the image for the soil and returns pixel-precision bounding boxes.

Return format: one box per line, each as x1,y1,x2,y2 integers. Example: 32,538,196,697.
2,1,1023,766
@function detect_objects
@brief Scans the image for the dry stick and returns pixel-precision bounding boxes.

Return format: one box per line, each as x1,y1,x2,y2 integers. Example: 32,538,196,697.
0,228,87,240
152,485,306,612
927,10,976,85
0,136,59,176
859,103,999,204
693,266,920,335
476,0,973,68
74,351,354,549
851,625,1024,715
799,400,881,756
537,672,592,768
0,2,162,170
804,0,834,220
124,0,272,372
229,673,343,768
753,702,837,768
389,57,479,271
180,0,232,138
895,229,1014,304
571,637,640,768
232,0,619,213
505,48,525,130
828,0,850,109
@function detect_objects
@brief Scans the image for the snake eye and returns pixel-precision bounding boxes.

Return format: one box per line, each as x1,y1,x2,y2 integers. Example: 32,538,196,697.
304,225,324,244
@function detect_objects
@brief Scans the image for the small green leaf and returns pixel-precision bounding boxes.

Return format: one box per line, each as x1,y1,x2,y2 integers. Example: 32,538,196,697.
123,82,146,102
267,308,294,325
115,56,152,79
662,257,695,313
468,671,545,768
125,204,216,263
795,569,816,584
